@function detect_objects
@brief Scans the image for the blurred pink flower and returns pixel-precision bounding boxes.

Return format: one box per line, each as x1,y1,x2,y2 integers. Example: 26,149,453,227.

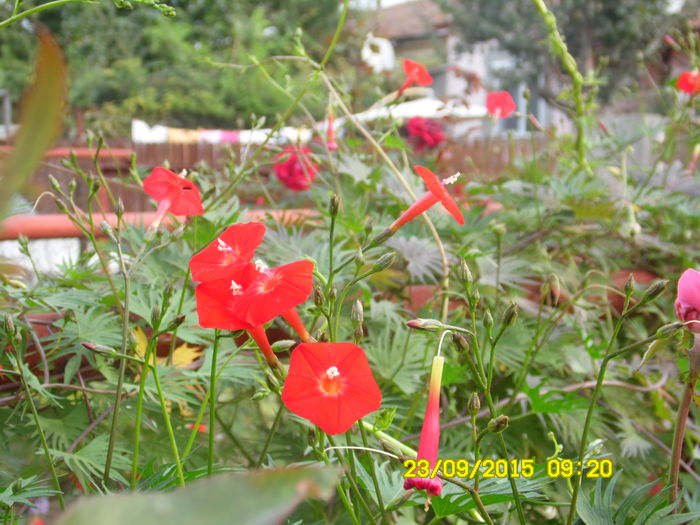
273,146,318,191
676,71,700,94
675,269,700,331
406,117,445,152
486,91,516,118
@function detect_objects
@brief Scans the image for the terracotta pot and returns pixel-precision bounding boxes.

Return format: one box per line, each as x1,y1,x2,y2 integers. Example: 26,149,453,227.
405,284,463,312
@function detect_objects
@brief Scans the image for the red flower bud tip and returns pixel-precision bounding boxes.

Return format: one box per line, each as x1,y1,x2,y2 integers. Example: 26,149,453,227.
663,35,679,48
274,146,319,191
282,307,311,342
406,117,445,152
675,269,700,332
389,166,464,233
676,71,700,95
404,355,444,496
143,166,204,228
186,423,207,433
486,91,516,119
398,59,433,97
189,222,266,283
281,342,382,435
688,144,700,175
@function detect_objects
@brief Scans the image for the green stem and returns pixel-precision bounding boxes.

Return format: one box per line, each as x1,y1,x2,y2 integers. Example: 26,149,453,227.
208,330,220,475
215,411,256,466
358,420,389,525
256,403,284,468
0,0,89,29
317,433,362,525
151,364,186,486
11,351,64,510
669,377,696,506
130,336,159,490
326,434,376,522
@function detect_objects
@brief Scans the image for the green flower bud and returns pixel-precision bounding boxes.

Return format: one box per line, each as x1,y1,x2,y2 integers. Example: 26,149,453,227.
483,310,494,331
372,252,396,273
641,280,668,304
313,285,324,308
351,299,364,326
624,273,635,296
353,325,364,344
370,229,394,248
48,174,62,193
502,302,519,326
486,415,509,433
468,392,481,416
329,194,339,217
452,332,470,353
4,314,15,337
459,259,473,287
115,198,125,218
406,318,444,332
355,248,365,267
271,339,296,353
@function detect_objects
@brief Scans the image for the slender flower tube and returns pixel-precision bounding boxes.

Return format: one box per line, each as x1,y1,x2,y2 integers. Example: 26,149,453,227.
404,354,444,496
282,307,311,342
388,166,464,234
326,108,338,151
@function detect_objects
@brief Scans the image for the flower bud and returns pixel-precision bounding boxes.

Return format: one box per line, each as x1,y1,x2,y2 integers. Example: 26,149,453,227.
313,285,324,308
372,252,396,273
471,288,480,305
468,392,480,416
656,322,683,338
370,229,394,248
48,174,62,193
4,314,15,337
459,259,473,287
353,325,364,344
502,302,519,326
490,222,507,237
81,342,97,351
351,299,364,327
68,178,77,196
486,415,509,433
642,280,668,304
54,199,69,215
328,286,337,301
163,314,186,332
115,198,125,218
452,333,470,353
483,310,494,332
624,273,635,296
99,221,117,242
406,318,444,332
17,234,29,256
329,194,339,217
271,339,296,353
547,273,561,304
318,331,329,343
355,248,365,267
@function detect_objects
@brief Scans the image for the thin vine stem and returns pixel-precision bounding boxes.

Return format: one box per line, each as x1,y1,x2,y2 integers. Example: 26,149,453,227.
208,329,220,475
0,0,90,29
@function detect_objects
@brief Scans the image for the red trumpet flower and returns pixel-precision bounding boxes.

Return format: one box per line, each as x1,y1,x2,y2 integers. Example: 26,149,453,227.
189,222,266,283
404,354,444,496
389,166,464,233
143,166,204,228
281,342,382,435
676,71,700,94
398,59,433,97
486,91,516,118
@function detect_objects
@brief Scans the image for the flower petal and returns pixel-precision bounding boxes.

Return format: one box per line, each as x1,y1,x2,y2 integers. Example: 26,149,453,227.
415,165,464,225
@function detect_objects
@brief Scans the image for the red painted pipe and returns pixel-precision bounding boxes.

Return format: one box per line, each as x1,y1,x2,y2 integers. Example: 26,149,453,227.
0,146,133,160
0,209,319,240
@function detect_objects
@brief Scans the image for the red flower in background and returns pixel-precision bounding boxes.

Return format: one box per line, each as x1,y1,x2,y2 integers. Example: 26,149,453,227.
274,146,318,191
398,59,433,96
404,354,444,496
676,71,700,94
486,91,516,118
389,166,464,233
675,268,700,332
281,342,382,435
406,117,445,152
189,223,266,283
143,166,204,228
327,109,338,151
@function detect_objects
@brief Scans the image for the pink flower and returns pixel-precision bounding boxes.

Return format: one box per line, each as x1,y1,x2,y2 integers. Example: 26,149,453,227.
398,59,433,97
676,71,700,95
404,354,444,496
406,117,445,152
486,91,516,118
675,269,700,332
273,146,318,191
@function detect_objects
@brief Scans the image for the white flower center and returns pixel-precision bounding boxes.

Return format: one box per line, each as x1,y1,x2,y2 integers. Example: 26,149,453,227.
254,259,268,272
217,238,233,252
230,280,243,296
326,366,340,379
443,173,461,185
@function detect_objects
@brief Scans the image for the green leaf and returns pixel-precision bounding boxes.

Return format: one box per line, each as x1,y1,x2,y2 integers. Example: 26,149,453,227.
63,354,82,386
0,29,66,218
57,467,340,525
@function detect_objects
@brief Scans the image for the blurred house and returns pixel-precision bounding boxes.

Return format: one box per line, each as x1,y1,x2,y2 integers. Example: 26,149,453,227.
371,0,571,137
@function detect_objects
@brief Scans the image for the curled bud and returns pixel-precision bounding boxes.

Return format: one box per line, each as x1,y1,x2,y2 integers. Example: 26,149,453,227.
486,415,509,433
502,302,519,326
81,342,97,351
313,285,325,308
329,194,339,217
468,392,480,416
642,280,668,304
406,318,444,332
164,314,186,332
351,299,364,327
271,339,296,352
452,333,470,353
372,252,396,273
656,322,683,338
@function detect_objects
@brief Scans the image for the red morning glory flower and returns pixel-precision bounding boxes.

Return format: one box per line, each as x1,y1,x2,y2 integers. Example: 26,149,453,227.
676,71,700,94
274,146,319,191
486,91,516,118
406,117,445,152
389,166,464,233
143,166,204,228
404,354,444,496
189,222,266,283
676,268,700,332
398,59,433,97
281,342,382,435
